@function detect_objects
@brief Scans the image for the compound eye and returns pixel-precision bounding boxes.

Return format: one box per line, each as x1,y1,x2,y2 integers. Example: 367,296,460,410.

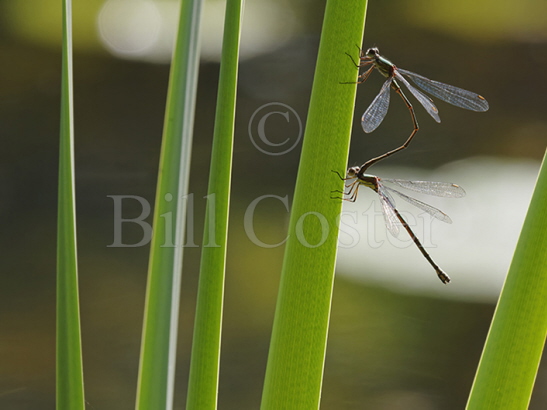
366,47,379,57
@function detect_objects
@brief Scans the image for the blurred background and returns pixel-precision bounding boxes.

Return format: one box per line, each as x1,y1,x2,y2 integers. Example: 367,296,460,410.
1,0,546,408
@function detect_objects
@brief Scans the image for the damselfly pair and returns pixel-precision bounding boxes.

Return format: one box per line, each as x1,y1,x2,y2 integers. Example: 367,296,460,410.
338,48,488,283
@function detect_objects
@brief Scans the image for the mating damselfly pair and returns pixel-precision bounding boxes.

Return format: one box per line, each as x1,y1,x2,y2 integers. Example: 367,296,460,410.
338,47,488,284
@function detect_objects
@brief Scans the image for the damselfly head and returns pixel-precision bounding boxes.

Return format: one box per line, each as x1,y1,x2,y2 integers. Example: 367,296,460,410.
346,166,359,178
365,47,380,58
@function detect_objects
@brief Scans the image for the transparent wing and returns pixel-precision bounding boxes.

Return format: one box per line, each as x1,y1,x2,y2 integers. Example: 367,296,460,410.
361,76,393,133
382,179,466,198
394,71,440,123
398,68,489,112
377,186,400,237
383,185,453,224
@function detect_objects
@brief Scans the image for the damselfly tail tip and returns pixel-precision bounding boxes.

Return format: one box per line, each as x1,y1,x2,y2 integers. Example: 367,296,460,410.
437,270,451,284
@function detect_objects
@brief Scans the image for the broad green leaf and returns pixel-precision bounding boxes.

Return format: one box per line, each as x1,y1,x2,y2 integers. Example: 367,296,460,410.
260,0,369,408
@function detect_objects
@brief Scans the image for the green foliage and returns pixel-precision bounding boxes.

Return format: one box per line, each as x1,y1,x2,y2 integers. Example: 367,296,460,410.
55,0,547,408
56,0,85,409
466,150,547,409
260,0,369,408
186,0,243,408
135,0,203,408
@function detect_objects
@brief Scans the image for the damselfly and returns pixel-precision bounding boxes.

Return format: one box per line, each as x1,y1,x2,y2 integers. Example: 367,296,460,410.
353,47,489,171
334,165,466,284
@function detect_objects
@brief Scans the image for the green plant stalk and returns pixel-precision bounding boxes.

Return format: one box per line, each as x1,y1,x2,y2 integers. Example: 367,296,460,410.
260,0,368,408
135,0,203,408
466,149,547,409
186,1,243,408
57,0,85,408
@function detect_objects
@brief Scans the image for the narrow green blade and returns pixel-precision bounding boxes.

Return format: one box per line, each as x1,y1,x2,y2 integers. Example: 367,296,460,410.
260,0,368,408
466,149,547,409
186,0,243,408
135,0,203,408
56,0,85,408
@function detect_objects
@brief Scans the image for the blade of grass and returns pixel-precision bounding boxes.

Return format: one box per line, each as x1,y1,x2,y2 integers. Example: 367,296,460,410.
186,0,243,408
135,0,203,408
57,0,85,408
466,149,547,409
260,0,368,408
